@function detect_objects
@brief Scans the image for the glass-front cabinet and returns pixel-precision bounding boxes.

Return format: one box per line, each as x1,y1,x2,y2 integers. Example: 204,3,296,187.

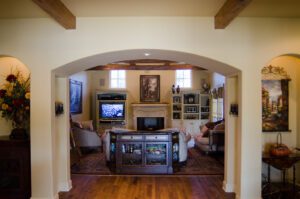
121,143,143,165
145,143,167,165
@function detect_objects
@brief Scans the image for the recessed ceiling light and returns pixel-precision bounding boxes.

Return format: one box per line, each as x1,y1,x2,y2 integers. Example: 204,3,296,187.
144,53,150,57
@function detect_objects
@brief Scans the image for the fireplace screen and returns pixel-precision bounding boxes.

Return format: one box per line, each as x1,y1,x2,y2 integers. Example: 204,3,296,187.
137,117,164,131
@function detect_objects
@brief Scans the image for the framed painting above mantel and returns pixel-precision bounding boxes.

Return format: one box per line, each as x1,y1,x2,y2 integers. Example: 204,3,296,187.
140,75,160,103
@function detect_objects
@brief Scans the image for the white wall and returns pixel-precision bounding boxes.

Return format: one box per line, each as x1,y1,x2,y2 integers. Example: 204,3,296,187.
211,72,225,89
1,17,300,199
90,70,210,129
0,57,30,136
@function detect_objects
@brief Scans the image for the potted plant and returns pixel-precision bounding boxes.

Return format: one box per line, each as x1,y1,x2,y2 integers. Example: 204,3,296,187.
0,71,30,139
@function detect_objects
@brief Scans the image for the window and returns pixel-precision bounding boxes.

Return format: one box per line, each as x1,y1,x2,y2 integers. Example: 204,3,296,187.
176,70,191,88
110,70,126,88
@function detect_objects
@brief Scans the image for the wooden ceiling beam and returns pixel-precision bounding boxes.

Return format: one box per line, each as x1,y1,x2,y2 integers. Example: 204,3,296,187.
215,0,252,29
88,64,205,71
32,0,76,29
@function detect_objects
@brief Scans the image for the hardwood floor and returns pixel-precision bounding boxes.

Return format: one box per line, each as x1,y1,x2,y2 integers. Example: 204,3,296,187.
59,175,235,199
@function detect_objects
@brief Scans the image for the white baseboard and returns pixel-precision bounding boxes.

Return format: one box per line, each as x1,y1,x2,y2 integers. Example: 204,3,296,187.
30,182,70,199
59,179,72,192
222,181,235,192
31,195,59,199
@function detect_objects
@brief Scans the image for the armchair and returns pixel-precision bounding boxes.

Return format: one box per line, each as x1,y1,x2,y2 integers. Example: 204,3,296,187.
70,119,102,153
194,121,224,154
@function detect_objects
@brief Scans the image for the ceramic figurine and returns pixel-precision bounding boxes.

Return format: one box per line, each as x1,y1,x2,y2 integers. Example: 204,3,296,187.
172,85,176,94
176,85,180,93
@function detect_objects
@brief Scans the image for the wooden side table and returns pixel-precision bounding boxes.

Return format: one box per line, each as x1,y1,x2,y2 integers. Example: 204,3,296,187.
262,153,300,198
0,136,31,199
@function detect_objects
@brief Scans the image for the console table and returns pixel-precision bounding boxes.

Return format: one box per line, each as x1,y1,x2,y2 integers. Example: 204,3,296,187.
262,153,300,198
109,131,179,174
0,136,31,199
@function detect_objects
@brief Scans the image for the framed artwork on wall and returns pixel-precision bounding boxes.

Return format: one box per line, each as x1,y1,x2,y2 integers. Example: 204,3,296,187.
70,79,82,114
140,75,160,102
261,65,290,132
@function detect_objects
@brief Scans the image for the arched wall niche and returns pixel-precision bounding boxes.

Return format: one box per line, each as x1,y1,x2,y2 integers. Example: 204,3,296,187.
52,48,241,196
0,55,30,136
261,54,300,182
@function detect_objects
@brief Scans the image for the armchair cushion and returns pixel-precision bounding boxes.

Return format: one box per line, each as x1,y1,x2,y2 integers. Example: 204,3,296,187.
72,126,102,148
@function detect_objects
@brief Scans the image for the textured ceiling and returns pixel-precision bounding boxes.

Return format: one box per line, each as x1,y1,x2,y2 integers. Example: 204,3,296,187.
0,0,300,18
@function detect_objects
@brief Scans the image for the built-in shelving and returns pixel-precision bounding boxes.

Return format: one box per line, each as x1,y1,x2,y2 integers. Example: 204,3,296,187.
171,90,210,122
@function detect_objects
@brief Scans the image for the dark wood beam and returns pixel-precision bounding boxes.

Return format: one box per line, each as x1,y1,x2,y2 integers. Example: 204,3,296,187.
32,0,76,29
88,64,206,71
215,0,252,29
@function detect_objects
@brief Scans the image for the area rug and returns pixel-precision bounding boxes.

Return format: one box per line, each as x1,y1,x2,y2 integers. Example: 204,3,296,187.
71,148,224,175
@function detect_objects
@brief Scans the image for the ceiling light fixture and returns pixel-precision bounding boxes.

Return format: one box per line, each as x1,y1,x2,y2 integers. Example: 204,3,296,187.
144,53,150,57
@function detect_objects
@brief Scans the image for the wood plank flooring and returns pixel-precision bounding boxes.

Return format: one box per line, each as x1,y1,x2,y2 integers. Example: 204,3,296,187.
59,175,235,199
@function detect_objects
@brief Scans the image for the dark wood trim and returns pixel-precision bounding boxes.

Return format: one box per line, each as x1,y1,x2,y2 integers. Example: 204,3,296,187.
32,0,76,29
214,0,253,29
88,64,205,71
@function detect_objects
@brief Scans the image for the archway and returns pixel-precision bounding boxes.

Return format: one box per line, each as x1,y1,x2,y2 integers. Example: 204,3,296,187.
261,55,300,197
52,49,241,194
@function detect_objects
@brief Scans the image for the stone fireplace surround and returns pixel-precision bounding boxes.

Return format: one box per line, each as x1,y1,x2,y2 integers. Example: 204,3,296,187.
131,103,169,130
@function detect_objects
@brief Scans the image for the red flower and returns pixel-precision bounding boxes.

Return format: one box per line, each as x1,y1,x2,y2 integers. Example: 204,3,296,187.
0,89,6,98
13,99,24,106
6,74,17,82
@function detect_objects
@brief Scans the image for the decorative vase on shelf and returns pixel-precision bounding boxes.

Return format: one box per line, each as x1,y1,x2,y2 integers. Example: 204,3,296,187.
172,85,176,94
10,112,29,140
176,85,180,94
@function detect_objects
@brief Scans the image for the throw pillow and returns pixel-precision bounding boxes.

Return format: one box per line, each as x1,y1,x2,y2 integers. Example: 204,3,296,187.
72,121,83,129
213,122,225,131
81,120,94,131
200,125,209,137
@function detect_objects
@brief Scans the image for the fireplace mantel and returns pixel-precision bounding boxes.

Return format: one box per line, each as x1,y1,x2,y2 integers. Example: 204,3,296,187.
131,103,169,130
131,103,169,107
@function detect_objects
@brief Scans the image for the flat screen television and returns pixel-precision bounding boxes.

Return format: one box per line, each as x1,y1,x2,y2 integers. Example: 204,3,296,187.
99,102,125,120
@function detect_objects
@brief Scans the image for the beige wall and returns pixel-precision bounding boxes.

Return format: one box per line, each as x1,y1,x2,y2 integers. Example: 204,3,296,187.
261,56,300,182
0,57,30,136
90,70,210,129
1,17,300,199
262,56,300,149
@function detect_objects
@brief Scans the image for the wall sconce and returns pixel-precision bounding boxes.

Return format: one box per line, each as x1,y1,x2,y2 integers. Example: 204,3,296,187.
230,104,238,116
55,101,64,116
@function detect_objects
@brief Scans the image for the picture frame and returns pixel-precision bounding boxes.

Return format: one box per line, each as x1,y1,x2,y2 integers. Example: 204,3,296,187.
70,79,82,114
262,79,289,132
140,75,160,102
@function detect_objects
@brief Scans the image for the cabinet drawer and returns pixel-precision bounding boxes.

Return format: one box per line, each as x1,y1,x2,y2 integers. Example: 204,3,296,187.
120,135,143,140
145,135,168,141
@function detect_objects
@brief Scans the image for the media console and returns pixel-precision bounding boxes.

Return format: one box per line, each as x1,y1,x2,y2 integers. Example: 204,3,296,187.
109,131,179,174
95,91,127,131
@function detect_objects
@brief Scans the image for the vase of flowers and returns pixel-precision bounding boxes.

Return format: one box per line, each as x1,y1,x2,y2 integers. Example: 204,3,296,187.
0,71,30,139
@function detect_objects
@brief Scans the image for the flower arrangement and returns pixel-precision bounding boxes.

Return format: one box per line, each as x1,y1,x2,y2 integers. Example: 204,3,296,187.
0,71,30,131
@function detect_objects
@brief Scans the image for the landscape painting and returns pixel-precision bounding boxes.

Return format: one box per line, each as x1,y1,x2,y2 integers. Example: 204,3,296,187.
262,79,289,132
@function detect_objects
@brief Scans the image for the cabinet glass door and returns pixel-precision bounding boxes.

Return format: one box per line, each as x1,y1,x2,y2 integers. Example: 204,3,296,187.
145,143,167,165
121,143,143,165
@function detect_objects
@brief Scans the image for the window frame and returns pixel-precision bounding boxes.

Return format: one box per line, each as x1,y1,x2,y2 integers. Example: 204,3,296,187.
110,70,126,89
175,69,192,88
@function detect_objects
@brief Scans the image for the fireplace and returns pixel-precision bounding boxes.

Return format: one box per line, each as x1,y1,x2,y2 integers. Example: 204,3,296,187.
137,117,164,131
132,103,168,130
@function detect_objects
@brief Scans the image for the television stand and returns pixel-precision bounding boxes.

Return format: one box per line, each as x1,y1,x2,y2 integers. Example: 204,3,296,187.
99,120,125,124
